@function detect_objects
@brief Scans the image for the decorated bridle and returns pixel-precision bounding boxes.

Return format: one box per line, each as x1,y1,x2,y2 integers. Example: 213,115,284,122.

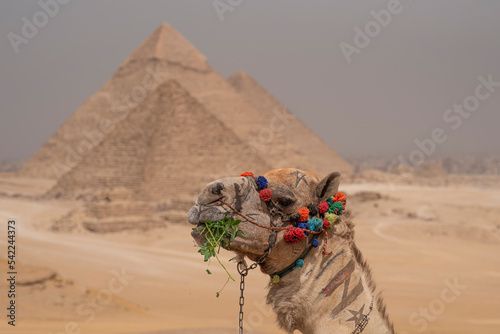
220,171,347,279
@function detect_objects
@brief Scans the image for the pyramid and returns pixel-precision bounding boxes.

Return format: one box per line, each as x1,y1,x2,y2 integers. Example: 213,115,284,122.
20,23,334,180
228,71,352,177
49,80,270,202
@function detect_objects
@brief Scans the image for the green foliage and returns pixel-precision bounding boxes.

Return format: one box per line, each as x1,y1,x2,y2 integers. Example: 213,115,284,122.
193,213,246,297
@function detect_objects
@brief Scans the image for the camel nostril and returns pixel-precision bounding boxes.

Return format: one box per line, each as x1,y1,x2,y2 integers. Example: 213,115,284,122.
211,183,224,195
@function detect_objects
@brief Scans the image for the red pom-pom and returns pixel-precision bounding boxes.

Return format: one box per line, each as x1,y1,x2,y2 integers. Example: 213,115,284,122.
240,172,254,177
259,189,272,202
318,201,329,214
297,207,310,222
333,192,347,203
323,218,330,229
284,227,306,244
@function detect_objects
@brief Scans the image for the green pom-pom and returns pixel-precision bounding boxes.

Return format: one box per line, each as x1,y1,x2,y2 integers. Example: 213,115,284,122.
272,275,280,283
328,201,344,215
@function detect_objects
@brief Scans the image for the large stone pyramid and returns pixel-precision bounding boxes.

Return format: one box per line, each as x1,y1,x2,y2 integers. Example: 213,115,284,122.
21,23,351,183
49,80,270,202
228,71,352,177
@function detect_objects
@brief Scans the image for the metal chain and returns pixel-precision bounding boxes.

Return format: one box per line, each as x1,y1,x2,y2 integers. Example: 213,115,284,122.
237,262,258,334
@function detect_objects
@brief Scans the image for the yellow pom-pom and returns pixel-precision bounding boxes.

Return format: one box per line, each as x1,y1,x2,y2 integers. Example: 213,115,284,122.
325,213,339,225
272,275,280,284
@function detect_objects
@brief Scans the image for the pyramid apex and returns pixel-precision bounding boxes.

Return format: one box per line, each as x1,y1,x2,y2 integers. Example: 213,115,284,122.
159,22,172,29
121,23,209,71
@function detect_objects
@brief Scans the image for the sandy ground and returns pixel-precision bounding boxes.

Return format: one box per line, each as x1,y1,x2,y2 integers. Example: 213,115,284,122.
0,174,499,334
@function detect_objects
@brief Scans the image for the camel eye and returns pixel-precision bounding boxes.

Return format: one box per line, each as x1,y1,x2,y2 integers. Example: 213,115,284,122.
277,197,294,207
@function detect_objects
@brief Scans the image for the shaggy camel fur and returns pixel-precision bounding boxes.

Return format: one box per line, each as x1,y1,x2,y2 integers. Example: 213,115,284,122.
189,168,395,334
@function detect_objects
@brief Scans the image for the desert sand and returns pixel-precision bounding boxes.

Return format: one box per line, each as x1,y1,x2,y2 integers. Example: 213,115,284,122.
1,173,499,334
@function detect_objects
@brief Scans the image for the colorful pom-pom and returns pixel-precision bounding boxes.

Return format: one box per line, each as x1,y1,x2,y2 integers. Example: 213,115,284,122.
297,222,309,230
297,207,310,222
272,275,280,283
294,259,304,268
255,176,268,190
308,204,318,217
240,172,254,177
322,218,330,229
326,198,333,205
328,201,344,215
284,227,306,244
259,189,272,202
312,238,319,248
308,217,323,232
333,192,347,203
324,213,339,225
318,201,329,214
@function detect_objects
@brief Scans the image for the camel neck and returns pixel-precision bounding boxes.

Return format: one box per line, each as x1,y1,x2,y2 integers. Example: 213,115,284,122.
265,237,394,334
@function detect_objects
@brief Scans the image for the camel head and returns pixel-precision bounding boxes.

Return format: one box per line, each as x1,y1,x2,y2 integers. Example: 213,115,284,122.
188,168,342,271
189,169,396,334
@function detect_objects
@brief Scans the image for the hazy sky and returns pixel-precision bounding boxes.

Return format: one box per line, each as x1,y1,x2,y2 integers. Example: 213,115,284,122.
1,0,499,161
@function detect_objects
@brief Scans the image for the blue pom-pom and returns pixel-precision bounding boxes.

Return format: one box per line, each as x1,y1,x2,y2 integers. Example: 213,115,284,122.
297,222,310,236
326,198,333,205
295,259,304,268
312,239,319,248
308,217,323,232
255,176,268,190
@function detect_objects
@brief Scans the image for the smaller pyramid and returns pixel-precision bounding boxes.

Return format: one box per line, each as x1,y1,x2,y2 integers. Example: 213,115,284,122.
228,71,353,177
49,80,270,203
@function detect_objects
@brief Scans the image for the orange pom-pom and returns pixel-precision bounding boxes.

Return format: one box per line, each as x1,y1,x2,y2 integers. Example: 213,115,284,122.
297,207,310,222
333,192,347,203
240,172,254,177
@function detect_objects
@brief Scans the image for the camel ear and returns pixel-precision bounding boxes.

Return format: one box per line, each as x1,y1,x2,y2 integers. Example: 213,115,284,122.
316,172,341,202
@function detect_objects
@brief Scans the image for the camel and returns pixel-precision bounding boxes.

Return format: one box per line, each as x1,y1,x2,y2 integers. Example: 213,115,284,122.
189,168,395,334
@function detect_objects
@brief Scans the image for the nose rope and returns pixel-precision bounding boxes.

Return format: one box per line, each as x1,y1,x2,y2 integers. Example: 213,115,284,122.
219,199,331,256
